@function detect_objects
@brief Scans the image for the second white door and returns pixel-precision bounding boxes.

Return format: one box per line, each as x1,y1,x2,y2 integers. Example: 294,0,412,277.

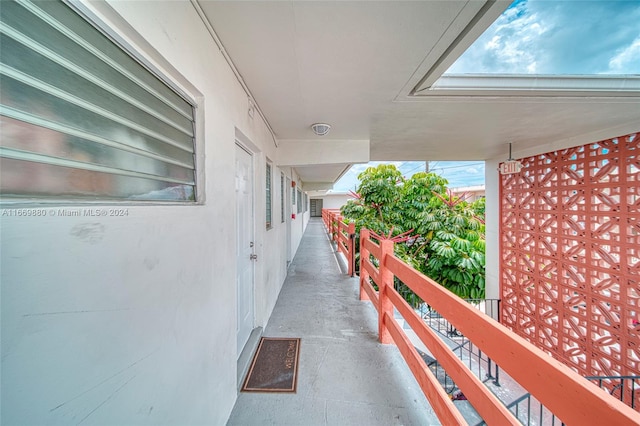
235,143,255,356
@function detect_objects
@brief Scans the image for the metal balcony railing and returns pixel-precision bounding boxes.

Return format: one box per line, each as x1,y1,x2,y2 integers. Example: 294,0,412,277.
585,375,640,411
485,376,639,426
418,299,501,388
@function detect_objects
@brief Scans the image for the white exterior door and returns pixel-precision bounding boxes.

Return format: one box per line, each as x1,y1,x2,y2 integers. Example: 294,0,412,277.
235,143,254,356
310,199,323,217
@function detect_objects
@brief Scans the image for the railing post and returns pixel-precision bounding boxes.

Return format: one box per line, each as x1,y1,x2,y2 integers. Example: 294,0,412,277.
331,213,337,242
378,238,394,344
359,228,370,301
347,222,355,277
333,215,338,243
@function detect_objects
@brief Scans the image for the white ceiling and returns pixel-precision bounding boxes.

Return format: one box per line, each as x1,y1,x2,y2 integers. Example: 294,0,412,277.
293,163,351,183
197,0,640,185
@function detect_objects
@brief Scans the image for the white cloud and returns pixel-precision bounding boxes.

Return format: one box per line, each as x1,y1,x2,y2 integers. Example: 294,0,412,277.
446,0,640,75
350,164,369,173
608,36,640,73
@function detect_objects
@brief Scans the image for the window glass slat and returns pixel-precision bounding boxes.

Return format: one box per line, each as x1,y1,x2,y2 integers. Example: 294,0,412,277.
1,76,193,154
1,117,194,182
4,0,193,119
0,0,197,202
266,163,272,228
0,45,194,150
1,147,194,185
1,157,195,201
0,111,195,169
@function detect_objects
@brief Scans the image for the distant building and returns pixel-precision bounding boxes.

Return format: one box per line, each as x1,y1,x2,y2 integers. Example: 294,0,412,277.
451,185,485,202
309,192,354,216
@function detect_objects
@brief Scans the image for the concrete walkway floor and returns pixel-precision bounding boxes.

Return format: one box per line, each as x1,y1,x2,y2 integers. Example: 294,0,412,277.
227,218,439,426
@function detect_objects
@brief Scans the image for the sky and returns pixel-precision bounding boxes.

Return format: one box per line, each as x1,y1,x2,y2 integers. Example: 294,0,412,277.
331,161,486,193
333,1,638,193
446,0,640,75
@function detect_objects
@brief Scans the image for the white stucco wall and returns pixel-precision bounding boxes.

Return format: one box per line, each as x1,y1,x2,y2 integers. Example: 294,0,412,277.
0,1,300,425
259,166,308,323
288,180,310,258
312,193,353,210
277,139,369,166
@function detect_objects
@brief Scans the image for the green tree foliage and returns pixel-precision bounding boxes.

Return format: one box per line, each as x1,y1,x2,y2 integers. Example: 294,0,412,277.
341,164,486,301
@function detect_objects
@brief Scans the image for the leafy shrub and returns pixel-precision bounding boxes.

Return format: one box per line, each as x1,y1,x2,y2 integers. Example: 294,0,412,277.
341,164,485,300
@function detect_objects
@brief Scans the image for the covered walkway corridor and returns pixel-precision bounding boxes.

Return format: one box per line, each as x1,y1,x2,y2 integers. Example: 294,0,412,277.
227,218,438,425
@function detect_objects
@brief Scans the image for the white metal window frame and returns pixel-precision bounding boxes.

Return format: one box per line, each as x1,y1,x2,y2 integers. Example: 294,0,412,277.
1,0,206,206
265,160,272,229
280,172,285,223
70,0,205,204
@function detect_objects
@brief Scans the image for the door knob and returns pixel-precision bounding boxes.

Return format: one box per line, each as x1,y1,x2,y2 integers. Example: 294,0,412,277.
250,254,258,260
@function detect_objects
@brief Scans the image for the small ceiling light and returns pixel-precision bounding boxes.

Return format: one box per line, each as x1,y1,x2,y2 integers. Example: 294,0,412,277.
311,123,331,136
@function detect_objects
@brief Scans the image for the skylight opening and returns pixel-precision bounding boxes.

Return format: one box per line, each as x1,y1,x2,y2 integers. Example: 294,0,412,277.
331,161,485,193
445,0,640,76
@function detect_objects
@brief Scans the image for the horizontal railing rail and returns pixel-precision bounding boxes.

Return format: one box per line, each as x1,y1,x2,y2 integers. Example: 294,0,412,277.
335,217,355,277
358,227,640,426
321,208,340,232
321,209,356,276
359,228,380,310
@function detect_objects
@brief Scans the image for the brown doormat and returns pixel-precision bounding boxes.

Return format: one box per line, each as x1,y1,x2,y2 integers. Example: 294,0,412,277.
242,337,301,393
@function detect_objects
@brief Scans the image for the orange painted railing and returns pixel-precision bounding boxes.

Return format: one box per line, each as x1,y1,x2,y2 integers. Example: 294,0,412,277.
321,209,356,276
321,208,340,235
359,227,640,425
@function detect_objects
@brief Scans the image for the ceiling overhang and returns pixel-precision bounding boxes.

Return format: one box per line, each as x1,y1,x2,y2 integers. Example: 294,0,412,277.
293,164,352,190
413,74,640,97
397,0,509,98
196,0,640,184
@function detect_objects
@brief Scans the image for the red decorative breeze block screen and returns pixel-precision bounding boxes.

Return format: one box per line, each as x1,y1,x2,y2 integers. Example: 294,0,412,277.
500,132,639,380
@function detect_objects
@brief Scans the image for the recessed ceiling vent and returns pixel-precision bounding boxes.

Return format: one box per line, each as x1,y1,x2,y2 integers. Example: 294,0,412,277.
311,123,331,136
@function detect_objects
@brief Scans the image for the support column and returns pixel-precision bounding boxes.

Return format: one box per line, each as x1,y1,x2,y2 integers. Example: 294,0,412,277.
485,159,501,312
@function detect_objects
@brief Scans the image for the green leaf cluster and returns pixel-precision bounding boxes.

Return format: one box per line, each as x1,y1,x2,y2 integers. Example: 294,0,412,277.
341,164,486,301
